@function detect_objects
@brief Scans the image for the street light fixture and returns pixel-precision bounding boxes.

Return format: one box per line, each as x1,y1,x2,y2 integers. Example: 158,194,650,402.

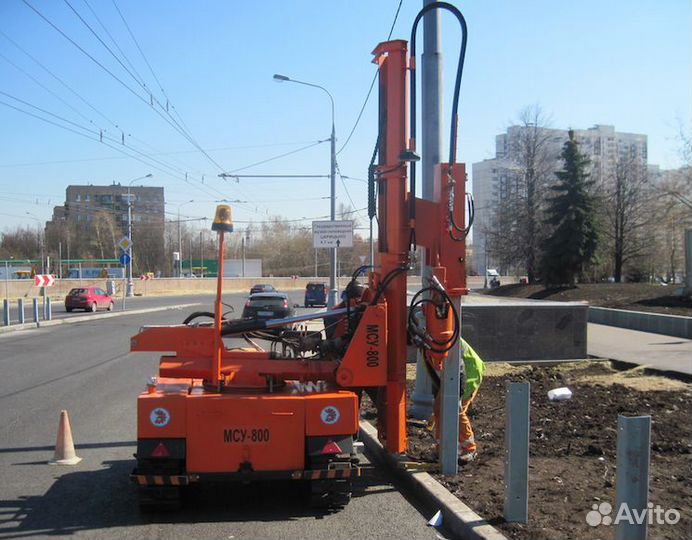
126,174,153,297
273,73,339,308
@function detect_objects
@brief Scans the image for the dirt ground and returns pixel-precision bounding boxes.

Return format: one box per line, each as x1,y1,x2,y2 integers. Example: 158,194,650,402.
361,361,692,540
484,282,692,317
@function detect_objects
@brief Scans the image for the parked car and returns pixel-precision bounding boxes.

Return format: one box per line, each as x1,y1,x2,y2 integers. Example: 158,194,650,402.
249,283,276,295
304,281,328,307
242,292,293,320
65,286,114,312
486,268,501,288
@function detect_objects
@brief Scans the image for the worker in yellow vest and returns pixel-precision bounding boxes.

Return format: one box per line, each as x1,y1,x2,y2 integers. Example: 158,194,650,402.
431,338,485,464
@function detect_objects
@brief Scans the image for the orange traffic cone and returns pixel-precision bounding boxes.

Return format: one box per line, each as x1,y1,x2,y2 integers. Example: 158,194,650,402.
49,410,82,465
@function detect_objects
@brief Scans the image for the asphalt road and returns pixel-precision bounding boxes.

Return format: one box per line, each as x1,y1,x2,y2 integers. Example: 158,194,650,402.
0,292,449,540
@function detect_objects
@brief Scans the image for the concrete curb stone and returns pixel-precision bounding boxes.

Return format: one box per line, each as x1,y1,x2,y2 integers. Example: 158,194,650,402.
359,420,508,540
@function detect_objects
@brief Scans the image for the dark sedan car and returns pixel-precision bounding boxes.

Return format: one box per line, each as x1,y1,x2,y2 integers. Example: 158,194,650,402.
249,283,276,295
242,292,293,320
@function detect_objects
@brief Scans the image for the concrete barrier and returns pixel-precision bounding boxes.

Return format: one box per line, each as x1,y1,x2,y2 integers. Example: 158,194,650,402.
2,277,319,301
461,301,589,361
589,306,692,339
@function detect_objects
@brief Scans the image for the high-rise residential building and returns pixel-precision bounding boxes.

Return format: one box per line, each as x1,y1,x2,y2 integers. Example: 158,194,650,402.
471,125,648,275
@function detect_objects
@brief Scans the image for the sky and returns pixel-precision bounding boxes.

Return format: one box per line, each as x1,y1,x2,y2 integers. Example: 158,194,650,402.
0,0,690,234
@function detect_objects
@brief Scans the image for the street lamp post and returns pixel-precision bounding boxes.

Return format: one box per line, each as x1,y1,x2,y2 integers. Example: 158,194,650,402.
176,200,194,277
126,174,153,297
273,73,338,307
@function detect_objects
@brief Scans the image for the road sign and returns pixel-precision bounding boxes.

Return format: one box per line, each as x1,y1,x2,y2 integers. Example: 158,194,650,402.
34,274,56,287
118,236,132,251
312,220,353,248
119,252,131,265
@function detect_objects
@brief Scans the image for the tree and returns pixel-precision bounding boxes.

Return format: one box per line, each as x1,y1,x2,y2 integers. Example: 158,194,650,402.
487,105,557,281
0,226,41,259
540,130,599,286
600,156,651,282
91,211,118,260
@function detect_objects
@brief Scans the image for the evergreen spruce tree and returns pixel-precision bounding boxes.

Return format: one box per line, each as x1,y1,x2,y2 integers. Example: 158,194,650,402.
540,130,598,286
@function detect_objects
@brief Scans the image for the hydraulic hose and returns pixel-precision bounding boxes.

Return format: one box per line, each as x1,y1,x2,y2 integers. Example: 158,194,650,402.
408,2,469,244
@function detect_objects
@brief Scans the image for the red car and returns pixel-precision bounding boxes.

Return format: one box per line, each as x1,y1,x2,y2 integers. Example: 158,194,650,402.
65,287,114,312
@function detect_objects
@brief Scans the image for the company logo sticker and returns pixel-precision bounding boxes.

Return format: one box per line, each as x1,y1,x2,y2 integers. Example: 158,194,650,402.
150,407,171,428
320,406,340,425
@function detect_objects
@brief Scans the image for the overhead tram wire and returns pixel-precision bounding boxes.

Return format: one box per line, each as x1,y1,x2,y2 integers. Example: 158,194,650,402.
0,96,247,208
0,28,126,132
221,140,329,176
12,4,334,217
335,161,365,217
81,0,148,88
0,91,201,187
218,140,330,216
63,0,150,100
60,0,225,172
0,52,98,128
21,1,306,215
65,0,216,168
336,0,403,156
107,0,232,177
0,140,325,168
0,85,348,221
21,0,228,177
0,29,208,180
110,0,198,144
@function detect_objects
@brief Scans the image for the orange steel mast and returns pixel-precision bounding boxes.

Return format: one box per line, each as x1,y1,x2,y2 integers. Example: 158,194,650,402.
211,229,225,389
372,39,410,455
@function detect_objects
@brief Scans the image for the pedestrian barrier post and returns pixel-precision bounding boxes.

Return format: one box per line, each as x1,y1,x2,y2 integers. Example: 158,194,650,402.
504,381,530,523
615,415,651,540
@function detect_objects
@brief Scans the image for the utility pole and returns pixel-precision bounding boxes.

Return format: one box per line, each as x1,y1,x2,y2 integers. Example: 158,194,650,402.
410,0,444,421
126,174,153,296
241,235,246,277
199,230,204,278
329,114,337,307
127,190,134,295
176,200,193,277
178,211,182,277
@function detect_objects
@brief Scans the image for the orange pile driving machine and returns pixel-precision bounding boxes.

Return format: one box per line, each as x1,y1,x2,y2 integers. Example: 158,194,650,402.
130,2,469,510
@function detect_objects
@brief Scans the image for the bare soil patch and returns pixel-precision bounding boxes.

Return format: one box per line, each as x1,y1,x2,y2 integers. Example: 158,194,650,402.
363,361,692,539
484,283,692,317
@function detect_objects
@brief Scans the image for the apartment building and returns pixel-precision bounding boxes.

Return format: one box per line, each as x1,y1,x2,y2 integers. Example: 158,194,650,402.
471,125,648,275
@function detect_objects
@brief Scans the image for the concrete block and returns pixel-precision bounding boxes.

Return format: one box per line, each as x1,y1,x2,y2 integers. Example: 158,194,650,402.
588,307,692,339
461,303,588,361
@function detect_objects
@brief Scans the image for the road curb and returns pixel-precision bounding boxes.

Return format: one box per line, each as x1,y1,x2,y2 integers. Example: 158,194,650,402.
0,303,201,336
359,420,508,540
